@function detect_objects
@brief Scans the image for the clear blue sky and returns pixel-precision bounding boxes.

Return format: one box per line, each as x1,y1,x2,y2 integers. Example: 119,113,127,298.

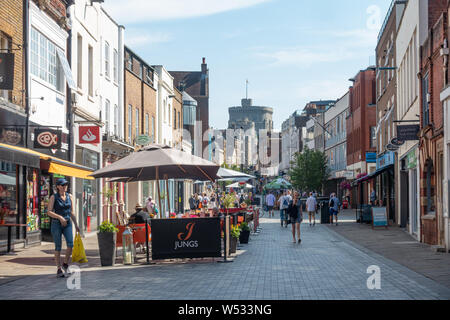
104,0,392,131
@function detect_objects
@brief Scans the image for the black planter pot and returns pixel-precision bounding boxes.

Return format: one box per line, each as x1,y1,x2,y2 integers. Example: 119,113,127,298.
97,232,117,266
230,237,238,253
239,230,250,244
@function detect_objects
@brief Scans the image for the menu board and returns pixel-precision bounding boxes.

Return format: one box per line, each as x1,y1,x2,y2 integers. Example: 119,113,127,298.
372,207,388,228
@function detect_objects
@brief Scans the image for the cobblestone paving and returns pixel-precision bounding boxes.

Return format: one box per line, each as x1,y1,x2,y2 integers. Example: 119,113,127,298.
1,214,449,300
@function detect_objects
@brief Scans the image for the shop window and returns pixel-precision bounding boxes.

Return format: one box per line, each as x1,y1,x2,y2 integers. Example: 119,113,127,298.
0,161,17,224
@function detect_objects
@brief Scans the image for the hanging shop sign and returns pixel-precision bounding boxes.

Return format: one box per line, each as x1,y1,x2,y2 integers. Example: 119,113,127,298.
397,125,420,141
385,143,399,152
34,128,61,149
0,127,24,146
391,137,405,147
151,218,222,260
0,53,14,90
79,126,100,144
136,134,151,146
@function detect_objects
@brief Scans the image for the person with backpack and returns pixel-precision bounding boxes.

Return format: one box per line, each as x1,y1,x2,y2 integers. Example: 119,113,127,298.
306,192,317,226
278,190,292,228
329,193,341,225
288,191,302,243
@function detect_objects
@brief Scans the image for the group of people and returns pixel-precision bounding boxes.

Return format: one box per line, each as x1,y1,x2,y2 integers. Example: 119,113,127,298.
188,192,218,213
265,190,342,244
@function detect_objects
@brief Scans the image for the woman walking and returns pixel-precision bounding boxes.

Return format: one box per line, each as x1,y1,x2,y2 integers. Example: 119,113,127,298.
288,192,302,243
47,178,80,278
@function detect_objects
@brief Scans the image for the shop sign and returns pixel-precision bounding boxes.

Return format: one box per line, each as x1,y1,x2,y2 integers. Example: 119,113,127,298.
385,143,399,152
0,53,14,90
366,152,377,163
79,126,100,144
0,127,24,146
397,125,420,141
136,134,151,146
391,137,405,147
407,149,417,169
151,218,222,260
34,129,61,149
376,151,395,170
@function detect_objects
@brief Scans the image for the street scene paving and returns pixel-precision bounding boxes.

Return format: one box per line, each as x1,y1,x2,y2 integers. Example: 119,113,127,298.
1,213,449,300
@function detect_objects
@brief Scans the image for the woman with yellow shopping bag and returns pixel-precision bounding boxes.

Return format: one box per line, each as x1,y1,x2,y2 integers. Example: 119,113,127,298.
47,178,80,278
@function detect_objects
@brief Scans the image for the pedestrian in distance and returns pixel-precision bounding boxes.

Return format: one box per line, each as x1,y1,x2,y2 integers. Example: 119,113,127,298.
306,192,317,226
278,190,292,228
288,191,302,243
189,194,197,214
47,178,80,278
329,193,341,225
265,192,276,217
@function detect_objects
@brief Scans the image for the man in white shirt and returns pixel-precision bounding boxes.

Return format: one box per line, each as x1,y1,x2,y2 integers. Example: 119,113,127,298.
265,192,276,217
306,192,317,226
278,191,292,228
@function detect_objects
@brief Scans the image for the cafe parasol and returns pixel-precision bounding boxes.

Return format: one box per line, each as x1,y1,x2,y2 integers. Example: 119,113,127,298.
90,144,220,216
226,182,253,190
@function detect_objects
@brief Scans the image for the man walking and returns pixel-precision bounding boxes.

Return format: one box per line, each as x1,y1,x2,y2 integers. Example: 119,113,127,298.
306,192,317,226
329,193,341,225
265,192,276,217
278,191,291,227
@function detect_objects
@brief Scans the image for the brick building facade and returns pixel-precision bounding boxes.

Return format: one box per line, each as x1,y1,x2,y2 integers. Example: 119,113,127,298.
170,58,209,159
418,0,448,246
347,67,377,208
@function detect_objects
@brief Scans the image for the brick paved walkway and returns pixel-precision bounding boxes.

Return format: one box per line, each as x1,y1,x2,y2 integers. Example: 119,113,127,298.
0,213,449,300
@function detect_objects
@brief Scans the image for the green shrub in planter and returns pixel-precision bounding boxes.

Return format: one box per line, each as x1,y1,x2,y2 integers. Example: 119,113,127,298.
97,221,118,266
239,222,251,244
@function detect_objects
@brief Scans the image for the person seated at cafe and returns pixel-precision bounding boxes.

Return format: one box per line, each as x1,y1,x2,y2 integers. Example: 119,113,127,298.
128,203,151,224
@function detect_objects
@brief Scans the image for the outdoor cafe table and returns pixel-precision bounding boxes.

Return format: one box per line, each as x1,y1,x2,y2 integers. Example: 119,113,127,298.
0,223,27,254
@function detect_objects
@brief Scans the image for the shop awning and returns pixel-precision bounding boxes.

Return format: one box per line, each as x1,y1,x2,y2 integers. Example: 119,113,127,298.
352,165,394,186
0,143,94,180
0,143,40,168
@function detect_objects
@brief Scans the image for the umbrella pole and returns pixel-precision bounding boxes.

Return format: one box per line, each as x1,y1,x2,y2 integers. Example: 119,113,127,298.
156,167,162,219
165,175,171,216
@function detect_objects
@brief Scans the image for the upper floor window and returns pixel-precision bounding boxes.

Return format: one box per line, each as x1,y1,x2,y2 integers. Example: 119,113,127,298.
114,104,119,136
370,126,376,149
145,113,149,136
113,49,118,83
30,27,62,91
128,105,132,143
422,74,430,127
104,41,110,79
105,99,111,133
135,108,139,138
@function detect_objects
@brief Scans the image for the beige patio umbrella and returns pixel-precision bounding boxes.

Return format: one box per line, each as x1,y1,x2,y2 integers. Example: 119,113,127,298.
91,144,220,217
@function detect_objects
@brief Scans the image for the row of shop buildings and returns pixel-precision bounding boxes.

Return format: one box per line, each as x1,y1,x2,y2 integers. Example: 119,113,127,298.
0,0,210,250
279,0,450,251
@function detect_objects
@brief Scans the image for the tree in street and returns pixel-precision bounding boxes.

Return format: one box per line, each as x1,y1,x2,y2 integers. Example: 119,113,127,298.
288,147,330,193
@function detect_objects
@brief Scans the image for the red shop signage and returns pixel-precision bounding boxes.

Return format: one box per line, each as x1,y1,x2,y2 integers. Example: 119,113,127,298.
79,126,100,144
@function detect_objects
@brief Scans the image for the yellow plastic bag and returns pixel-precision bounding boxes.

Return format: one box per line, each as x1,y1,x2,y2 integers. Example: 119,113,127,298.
72,233,88,263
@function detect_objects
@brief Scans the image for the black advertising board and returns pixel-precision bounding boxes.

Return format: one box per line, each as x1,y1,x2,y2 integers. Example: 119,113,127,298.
397,125,420,141
151,218,222,260
33,128,62,149
0,53,14,90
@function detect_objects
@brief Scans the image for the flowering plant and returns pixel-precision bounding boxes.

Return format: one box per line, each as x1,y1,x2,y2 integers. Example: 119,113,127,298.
230,225,241,238
340,180,352,190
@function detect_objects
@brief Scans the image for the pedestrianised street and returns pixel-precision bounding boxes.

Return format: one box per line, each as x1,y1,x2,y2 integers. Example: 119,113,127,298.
1,212,449,300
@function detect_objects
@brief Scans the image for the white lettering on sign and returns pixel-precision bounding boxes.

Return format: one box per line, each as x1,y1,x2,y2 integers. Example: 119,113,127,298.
367,265,381,290
174,240,199,250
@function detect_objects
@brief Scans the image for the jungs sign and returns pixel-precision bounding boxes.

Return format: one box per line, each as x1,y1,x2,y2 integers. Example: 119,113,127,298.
79,126,100,144
0,53,14,90
397,125,420,141
34,129,62,149
151,218,221,260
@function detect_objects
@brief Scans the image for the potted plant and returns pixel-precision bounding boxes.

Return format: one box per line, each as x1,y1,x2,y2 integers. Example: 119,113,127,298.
239,222,251,244
97,220,119,266
230,224,240,254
